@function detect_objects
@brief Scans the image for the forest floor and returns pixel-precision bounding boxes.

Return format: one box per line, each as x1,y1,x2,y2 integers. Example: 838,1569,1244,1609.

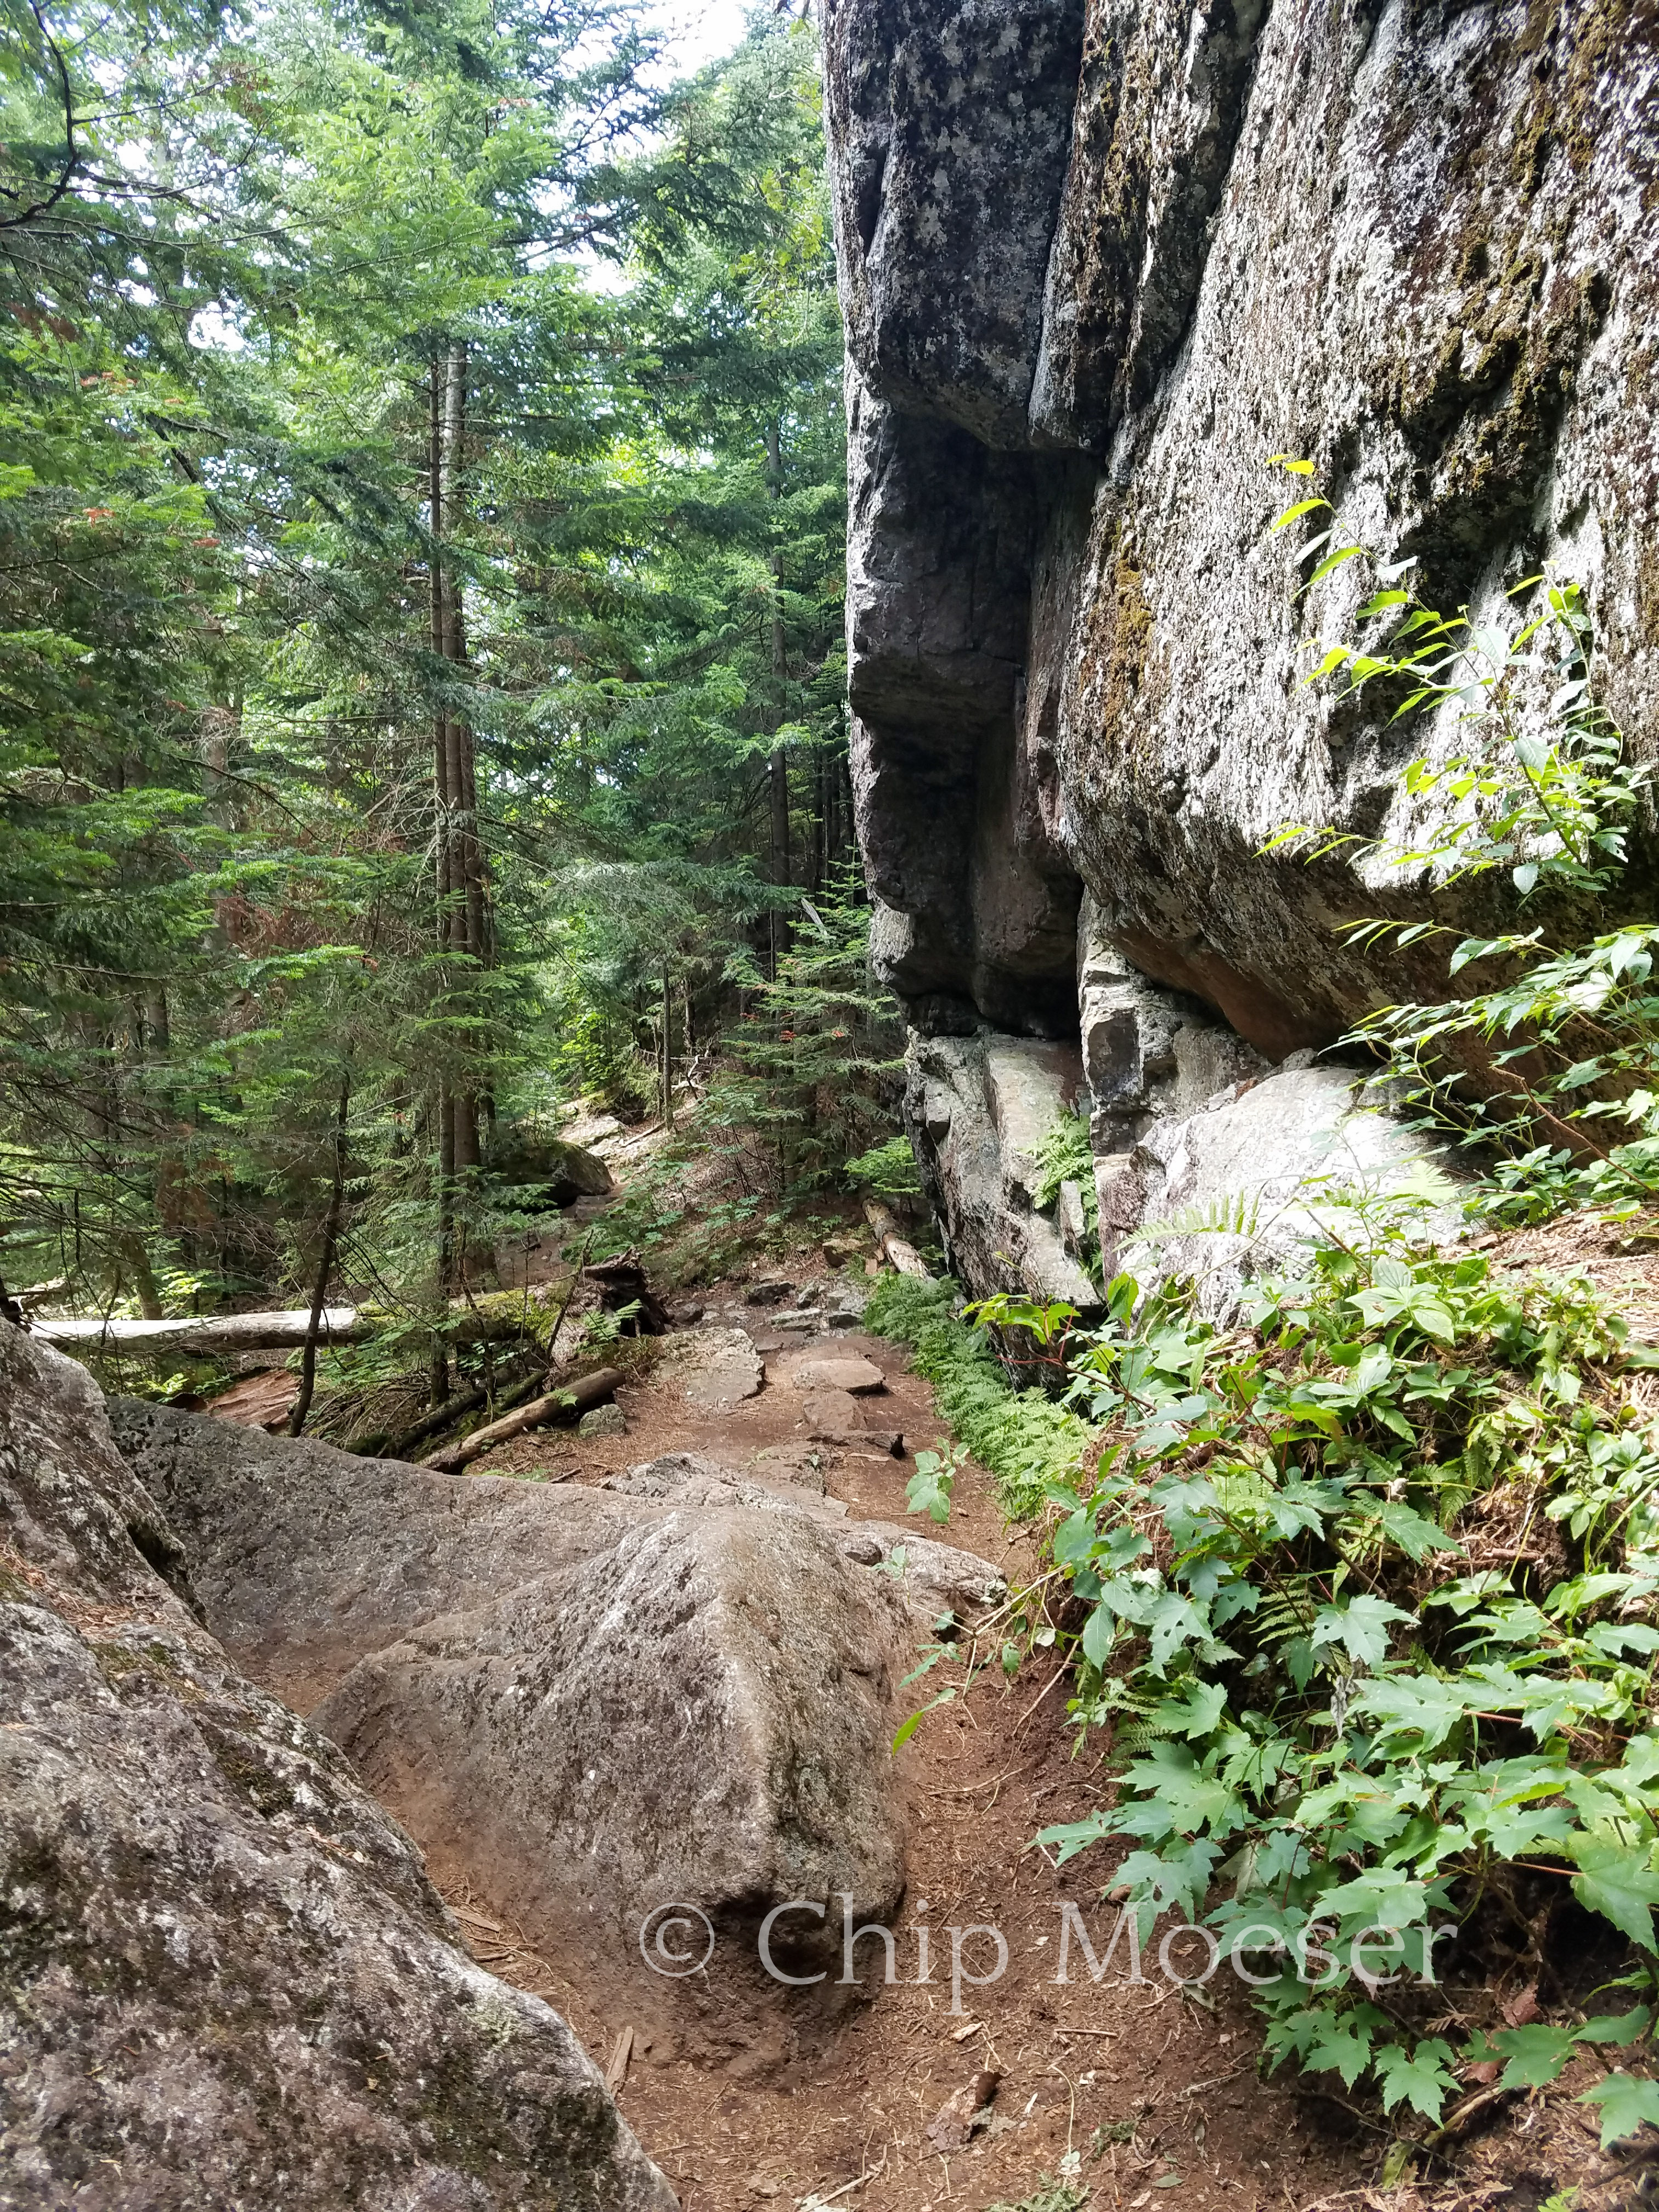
408,1206,1651,2212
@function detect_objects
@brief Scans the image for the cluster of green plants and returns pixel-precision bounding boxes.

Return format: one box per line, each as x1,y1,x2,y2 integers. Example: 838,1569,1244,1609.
694,873,905,1199
1031,1108,1103,1276
972,1205,1659,2137
866,1273,1095,1519
1267,466,1659,1227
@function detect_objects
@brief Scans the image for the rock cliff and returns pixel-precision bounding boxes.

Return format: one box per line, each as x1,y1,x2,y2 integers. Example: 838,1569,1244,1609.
823,0,1659,1292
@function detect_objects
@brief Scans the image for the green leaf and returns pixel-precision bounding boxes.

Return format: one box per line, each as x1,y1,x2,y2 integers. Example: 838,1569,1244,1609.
1270,496,1330,533
1305,544,1366,586
1122,1741,1240,1835
1577,2072,1659,2147
1568,1838,1659,1952
1372,2038,1457,2119
891,1686,954,1754
1306,2012,1376,2089
1491,2023,1578,2089
1311,1595,1413,1669
1358,1498,1460,1562
1575,2006,1652,2047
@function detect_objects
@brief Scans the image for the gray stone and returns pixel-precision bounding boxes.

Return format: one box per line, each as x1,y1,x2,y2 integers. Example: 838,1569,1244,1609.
653,1325,765,1409
786,1355,886,1396
836,1523,1008,1622
612,1460,1003,1619
803,1388,866,1431
313,1508,910,2058
905,1030,1101,1307
1056,1178,1090,1259
825,0,1087,447
824,0,1659,1301
2,1324,673,2212
577,1401,628,1438
105,1408,925,2061
484,1127,612,1205
1109,1065,1468,1320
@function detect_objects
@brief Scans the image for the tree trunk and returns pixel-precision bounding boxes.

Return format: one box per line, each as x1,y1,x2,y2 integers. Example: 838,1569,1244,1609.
764,419,791,977
661,962,674,1126
35,1307,371,1356
442,343,482,1181
430,356,456,1355
422,1367,625,1474
289,1074,351,1438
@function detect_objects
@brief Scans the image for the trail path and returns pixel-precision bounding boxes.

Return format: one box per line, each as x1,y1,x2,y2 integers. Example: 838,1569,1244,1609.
437,1259,1351,2212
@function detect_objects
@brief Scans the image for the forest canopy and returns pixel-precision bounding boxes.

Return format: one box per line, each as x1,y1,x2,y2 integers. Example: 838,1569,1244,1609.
0,0,879,1366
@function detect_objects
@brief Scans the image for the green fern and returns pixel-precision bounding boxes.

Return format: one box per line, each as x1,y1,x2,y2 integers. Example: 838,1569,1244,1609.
1122,1187,1262,1248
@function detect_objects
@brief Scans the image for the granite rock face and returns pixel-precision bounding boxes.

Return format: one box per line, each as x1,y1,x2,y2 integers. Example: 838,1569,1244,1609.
906,1028,1101,1304
108,1404,1006,2062
826,0,1659,1295
0,1323,676,2212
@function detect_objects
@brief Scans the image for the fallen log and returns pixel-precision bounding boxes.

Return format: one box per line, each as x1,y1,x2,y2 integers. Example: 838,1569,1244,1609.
32,1307,370,1358
33,1301,531,1362
861,1199,931,1280
424,1367,624,1474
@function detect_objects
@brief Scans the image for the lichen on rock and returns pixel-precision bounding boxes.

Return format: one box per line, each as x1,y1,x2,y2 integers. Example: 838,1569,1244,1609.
823,0,1659,1301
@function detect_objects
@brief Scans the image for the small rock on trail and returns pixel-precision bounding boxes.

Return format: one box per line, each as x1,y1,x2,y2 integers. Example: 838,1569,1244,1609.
654,1325,765,1408
785,1352,885,1395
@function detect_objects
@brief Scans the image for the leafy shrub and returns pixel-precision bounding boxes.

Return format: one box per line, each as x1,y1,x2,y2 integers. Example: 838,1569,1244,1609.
844,1133,924,1199
1266,473,1659,1223
865,1273,1094,1517
1019,1177,1659,2126
698,876,905,1196
1031,1108,1101,1275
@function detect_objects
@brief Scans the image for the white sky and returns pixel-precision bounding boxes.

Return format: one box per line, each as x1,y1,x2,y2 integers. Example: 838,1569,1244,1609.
648,1,756,80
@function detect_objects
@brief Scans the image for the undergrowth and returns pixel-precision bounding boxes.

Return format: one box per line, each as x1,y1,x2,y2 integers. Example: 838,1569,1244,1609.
1031,1108,1102,1278
865,1273,1092,1517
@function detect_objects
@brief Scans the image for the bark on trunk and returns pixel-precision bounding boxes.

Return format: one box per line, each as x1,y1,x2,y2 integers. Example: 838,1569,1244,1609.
35,1308,371,1356
288,1074,351,1438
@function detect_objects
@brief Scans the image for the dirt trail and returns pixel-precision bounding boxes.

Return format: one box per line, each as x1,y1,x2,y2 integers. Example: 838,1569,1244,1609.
440,1269,1357,2212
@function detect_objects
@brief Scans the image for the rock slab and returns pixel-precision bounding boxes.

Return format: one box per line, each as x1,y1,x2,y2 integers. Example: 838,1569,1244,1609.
786,1355,887,1395
106,1408,951,2062
656,1325,765,1408
0,1321,674,2212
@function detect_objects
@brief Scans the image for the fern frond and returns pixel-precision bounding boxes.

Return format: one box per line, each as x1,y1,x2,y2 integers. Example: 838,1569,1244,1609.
1123,1188,1263,1247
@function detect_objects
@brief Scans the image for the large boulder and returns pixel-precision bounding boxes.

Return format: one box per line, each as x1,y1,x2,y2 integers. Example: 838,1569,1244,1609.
486,1128,613,1206
106,1407,1003,2064
312,1507,909,2068
0,1321,675,2212
822,0,1659,1296
1101,1064,1468,1319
